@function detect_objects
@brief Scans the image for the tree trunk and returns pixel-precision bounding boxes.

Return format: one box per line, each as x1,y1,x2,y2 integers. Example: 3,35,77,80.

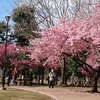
38,75,41,84
61,58,66,86
91,72,99,93
41,68,44,84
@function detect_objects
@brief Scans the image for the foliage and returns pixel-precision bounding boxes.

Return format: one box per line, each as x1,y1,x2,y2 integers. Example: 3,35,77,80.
0,44,19,69
27,3,100,92
0,20,15,44
11,0,100,30
0,21,6,33
28,3,100,75
67,59,81,74
0,44,33,70
0,21,6,43
12,4,38,46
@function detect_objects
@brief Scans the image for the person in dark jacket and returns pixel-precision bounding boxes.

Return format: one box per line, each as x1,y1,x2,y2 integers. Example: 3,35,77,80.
6,68,12,86
48,69,56,88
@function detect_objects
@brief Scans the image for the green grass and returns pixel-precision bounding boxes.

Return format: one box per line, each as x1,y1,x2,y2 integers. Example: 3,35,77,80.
0,88,52,100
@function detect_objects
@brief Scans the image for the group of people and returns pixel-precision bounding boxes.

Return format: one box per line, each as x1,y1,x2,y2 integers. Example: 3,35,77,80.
6,67,18,86
6,68,56,88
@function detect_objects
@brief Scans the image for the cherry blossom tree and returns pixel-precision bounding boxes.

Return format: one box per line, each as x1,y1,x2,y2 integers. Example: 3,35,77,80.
0,44,33,71
28,3,100,92
0,44,19,72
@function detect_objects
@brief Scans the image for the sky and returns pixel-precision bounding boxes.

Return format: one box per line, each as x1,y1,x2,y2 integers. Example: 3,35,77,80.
0,0,13,23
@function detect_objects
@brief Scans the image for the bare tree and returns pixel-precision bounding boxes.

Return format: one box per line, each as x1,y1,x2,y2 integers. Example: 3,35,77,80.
6,0,100,29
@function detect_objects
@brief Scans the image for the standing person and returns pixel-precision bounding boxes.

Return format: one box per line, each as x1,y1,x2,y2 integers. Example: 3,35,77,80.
48,69,56,88
6,68,12,86
12,68,18,86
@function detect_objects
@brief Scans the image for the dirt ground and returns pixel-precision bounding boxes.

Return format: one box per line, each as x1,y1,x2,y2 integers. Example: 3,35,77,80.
7,86,100,100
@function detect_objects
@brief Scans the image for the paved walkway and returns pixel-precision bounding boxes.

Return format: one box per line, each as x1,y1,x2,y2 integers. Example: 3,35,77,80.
6,86,100,100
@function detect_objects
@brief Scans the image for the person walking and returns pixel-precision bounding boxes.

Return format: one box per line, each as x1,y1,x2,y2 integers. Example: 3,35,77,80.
48,69,56,88
6,68,12,86
12,68,18,86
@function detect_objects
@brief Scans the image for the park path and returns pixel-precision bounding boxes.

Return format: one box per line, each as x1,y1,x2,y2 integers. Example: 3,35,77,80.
8,86,100,100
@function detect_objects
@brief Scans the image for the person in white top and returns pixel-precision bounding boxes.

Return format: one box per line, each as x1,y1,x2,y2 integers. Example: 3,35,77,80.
48,69,56,88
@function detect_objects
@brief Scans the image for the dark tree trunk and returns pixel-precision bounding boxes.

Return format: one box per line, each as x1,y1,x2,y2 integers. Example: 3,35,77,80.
61,58,66,86
41,68,44,84
91,72,99,93
38,75,41,84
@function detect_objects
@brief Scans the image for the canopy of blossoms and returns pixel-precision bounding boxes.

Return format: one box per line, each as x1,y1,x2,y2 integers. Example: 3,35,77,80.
29,3,100,71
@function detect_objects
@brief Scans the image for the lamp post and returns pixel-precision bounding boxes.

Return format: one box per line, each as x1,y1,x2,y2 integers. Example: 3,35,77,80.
2,16,11,90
